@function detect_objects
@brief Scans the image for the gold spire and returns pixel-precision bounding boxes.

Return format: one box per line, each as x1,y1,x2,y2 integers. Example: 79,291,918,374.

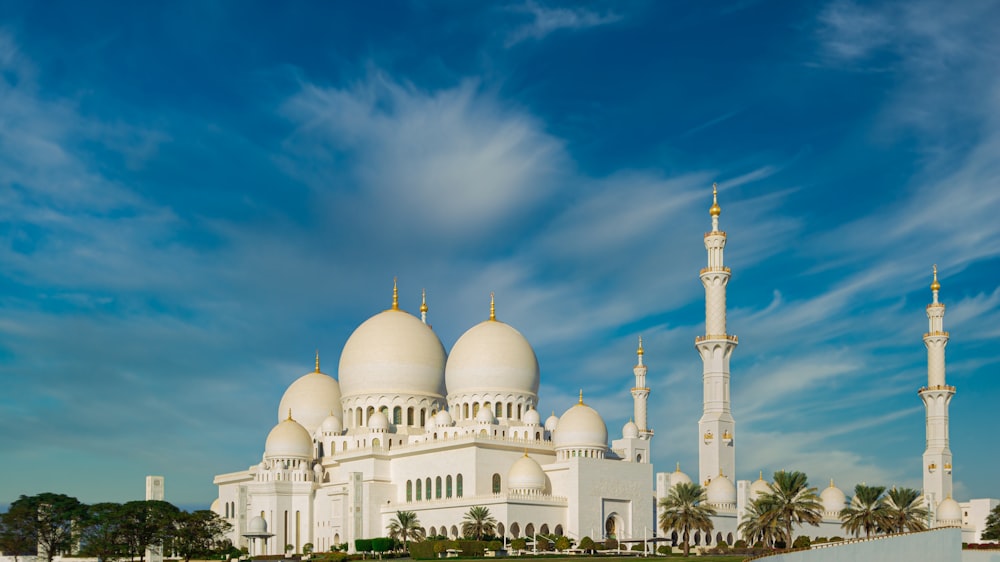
420,288,428,313
392,277,399,310
675,462,681,473
759,471,764,481
709,182,722,217
578,389,584,404
637,335,644,356
287,408,293,421
830,478,835,488
489,292,496,321
315,350,320,373
931,264,941,292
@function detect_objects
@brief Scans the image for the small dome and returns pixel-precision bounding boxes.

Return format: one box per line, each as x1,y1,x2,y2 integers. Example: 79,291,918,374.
476,406,496,424
507,454,547,492
321,413,343,435
264,416,313,459
706,474,737,505
425,414,438,430
339,309,447,401
936,497,962,524
669,466,693,488
544,412,559,432
369,411,390,432
623,420,639,439
750,473,771,500
821,481,846,514
435,409,453,427
210,498,221,516
248,516,268,534
523,408,541,426
553,399,607,451
446,319,540,399
277,365,342,436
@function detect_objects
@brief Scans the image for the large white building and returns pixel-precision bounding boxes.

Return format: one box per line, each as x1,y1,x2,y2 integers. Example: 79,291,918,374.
213,186,994,553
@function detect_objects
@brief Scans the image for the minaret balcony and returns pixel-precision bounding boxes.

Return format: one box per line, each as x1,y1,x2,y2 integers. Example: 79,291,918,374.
703,431,714,444
704,231,727,238
927,463,937,473
722,430,733,444
944,463,952,474
696,334,739,344
699,266,731,275
918,385,956,393
923,331,950,338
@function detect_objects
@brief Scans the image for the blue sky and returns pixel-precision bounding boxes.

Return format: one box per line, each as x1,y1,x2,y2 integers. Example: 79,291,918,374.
1,0,998,510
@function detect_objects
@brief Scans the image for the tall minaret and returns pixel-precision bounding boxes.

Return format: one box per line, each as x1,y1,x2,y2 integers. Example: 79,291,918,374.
696,183,738,485
632,336,653,439
920,265,954,513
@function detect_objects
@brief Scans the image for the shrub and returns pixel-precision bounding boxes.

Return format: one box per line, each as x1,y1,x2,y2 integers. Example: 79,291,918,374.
792,536,811,549
604,538,618,551
656,545,672,556
578,537,595,553
511,538,526,551
486,540,502,552
372,538,395,553
733,540,747,548
355,539,373,553
829,536,844,543
813,537,828,544
554,537,570,552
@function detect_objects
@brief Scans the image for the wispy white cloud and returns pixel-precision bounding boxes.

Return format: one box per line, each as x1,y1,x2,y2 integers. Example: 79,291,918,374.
505,1,622,47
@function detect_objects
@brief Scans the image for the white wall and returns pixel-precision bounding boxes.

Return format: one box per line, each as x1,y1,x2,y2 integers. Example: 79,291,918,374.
757,527,961,562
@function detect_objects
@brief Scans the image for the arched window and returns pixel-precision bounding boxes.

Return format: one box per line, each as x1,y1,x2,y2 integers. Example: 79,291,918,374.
446,475,453,498
407,407,414,426
456,474,463,497
540,524,549,535
416,479,422,501
507,403,513,418
393,407,402,424
420,409,426,426
426,478,432,499
495,402,502,418
356,409,363,427
366,406,375,424
727,533,733,545
525,523,535,539
554,525,563,536
225,503,229,518
497,522,505,538
716,532,724,546
694,532,701,546
372,438,380,448
636,454,642,462
406,480,412,502
436,476,442,499
517,404,522,419
492,473,501,494
472,403,480,417
463,404,469,418
510,523,520,538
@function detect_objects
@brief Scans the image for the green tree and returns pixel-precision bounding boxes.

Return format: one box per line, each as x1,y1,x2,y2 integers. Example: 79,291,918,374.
755,471,823,548
983,504,1000,541
578,536,595,553
738,498,782,547
0,506,36,562
5,493,86,562
839,484,889,539
554,536,570,552
658,482,716,557
78,502,127,562
386,511,424,551
172,510,232,562
883,488,928,534
460,506,497,540
119,500,180,562
510,538,526,551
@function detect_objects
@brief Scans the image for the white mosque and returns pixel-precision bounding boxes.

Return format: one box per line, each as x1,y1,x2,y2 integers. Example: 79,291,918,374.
212,186,994,554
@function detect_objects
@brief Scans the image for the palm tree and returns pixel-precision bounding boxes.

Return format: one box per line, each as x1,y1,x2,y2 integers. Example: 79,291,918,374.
658,482,716,557
883,487,928,534
738,498,782,547
386,511,424,551
755,470,822,548
461,506,497,540
839,484,889,538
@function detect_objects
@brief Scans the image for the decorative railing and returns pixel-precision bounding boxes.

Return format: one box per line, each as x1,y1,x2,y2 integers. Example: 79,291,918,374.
695,334,739,343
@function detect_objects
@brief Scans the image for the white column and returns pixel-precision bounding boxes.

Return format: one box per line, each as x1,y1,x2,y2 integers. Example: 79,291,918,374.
920,266,954,515
632,337,652,438
697,184,737,485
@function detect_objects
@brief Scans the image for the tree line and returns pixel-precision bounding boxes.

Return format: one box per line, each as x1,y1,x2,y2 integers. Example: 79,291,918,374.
657,470,981,557
0,493,233,562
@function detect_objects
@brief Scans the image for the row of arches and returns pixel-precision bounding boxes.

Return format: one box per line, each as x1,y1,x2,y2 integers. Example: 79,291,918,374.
668,531,734,547
406,474,464,501
223,501,236,519
422,522,564,540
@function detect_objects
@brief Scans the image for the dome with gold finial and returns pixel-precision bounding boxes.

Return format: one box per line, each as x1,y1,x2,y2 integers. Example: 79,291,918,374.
750,471,771,500
706,472,737,505
339,279,447,403
820,479,847,515
936,496,962,526
507,454,547,493
553,391,608,453
669,463,693,487
264,412,313,459
709,183,722,217
278,351,343,436
445,293,540,405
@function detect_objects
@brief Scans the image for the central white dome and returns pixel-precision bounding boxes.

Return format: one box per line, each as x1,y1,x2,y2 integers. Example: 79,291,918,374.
339,309,446,400
553,400,607,450
706,474,737,505
821,480,846,514
446,320,540,398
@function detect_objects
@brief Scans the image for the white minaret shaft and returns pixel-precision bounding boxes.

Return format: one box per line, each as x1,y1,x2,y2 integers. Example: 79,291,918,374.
632,336,652,438
697,183,738,485
920,265,954,512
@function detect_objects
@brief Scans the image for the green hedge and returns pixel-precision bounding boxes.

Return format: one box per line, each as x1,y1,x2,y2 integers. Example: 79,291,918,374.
409,539,490,559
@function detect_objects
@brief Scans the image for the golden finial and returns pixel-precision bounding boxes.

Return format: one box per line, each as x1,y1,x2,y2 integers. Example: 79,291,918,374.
675,462,681,473
931,264,941,292
489,292,496,321
287,408,293,421
830,478,835,488
420,288,428,313
709,182,721,217
759,471,764,481
315,350,320,373
578,389,584,404
392,277,399,310
637,335,644,356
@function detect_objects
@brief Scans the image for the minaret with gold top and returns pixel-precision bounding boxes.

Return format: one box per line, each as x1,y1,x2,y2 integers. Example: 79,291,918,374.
696,183,738,485
632,336,652,439
920,265,954,513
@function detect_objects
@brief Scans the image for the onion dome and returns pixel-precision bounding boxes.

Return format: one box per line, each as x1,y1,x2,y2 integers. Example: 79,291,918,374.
507,454,547,493
553,393,608,452
623,420,639,439
435,409,453,427
445,295,539,401
210,498,221,516
750,472,771,500
369,411,390,432
936,497,962,526
706,473,737,506
320,413,343,435
523,408,541,426
820,480,847,515
476,406,496,424
278,353,343,436
248,516,268,534
669,463,693,487
265,414,313,459
339,302,447,401
544,412,559,432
